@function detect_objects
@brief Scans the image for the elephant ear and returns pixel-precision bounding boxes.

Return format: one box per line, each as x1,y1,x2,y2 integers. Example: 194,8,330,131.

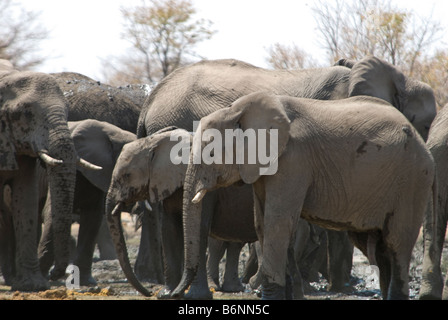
148,129,191,203
348,56,407,110
234,92,291,184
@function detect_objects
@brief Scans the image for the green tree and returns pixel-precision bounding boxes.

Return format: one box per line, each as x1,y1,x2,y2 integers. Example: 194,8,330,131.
103,0,215,84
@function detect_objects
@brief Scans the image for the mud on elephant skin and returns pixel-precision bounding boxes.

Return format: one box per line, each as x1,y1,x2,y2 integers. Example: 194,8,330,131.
38,119,136,286
105,128,257,299
51,72,150,133
173,92,435,300
0,60,99,291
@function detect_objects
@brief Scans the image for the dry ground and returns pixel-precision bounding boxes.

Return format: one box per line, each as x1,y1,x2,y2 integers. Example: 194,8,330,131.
0,213,447,301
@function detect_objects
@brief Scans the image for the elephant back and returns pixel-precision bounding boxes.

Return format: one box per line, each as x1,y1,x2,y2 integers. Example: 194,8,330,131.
52,72,150,133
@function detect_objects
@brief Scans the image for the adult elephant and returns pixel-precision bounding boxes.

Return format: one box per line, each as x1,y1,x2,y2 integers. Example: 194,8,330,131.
105,128,258,299
138,57,435,141
131,56,436,291
38,119,136,285
419,104,448,300
173,92,435,300
52,72,150,133
0,60,96,291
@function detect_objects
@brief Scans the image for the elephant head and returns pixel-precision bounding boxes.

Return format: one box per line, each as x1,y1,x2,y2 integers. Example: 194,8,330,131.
172,92,291,296
105,127,191,296
0,63,100,287
339,55,436,141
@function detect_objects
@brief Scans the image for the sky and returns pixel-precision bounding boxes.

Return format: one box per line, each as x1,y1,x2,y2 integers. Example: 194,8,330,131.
17,0,448,82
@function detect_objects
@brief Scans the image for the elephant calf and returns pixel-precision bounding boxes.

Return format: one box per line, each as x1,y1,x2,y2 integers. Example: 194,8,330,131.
105,128,258,299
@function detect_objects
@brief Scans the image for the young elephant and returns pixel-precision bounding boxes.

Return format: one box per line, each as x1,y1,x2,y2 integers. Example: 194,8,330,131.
173,92,435,300
105,128,257,299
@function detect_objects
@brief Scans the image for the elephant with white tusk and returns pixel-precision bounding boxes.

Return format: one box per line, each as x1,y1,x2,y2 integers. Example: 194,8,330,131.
0,60,99,291
105,128,258,299
37,119,136,286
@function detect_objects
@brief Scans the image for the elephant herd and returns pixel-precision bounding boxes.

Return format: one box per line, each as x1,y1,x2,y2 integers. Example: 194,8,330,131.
0,55,447,300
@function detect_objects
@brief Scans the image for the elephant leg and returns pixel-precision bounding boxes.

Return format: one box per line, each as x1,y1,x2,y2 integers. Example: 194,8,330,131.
72,174,103,286
326,230,354,292
221,241,245,292
38,194,54,277
287,239,305,300
241,243,258,284
257,181,304,300
11,157,49,291
421,196,446,300
74,208,102,286
157,206,183,299
207,237,226,290
0,198,15,286
134,204,164,284
95,217,117,260
375,238,391,299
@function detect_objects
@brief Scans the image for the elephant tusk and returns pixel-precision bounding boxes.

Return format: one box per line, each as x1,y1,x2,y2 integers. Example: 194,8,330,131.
77,157,103,170
192,189,207,204
38,151,64,166
144,200,153,211
111,202,123,216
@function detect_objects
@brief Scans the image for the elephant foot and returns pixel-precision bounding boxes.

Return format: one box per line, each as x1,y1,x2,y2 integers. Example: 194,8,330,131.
249,272,262,290
185,285,213,300
49,266,67,281
261,282,286,300
221,279,245,293
419,268,444,300
12,274,50,292
207,276,220,291
328,282,354,294
80,274,97,286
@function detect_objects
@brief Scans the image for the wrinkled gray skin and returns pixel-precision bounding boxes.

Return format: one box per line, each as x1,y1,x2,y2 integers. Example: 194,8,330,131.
52,72,149,133
131,56,436,291
419,105,448,300
50,72,164,282
174,92,435,300
0,60,78,291
105,129,257,299
37,72,148,280
38,119,136,285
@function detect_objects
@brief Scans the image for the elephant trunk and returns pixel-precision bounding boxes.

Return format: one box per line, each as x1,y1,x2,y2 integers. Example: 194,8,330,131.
44,110,77,279
105,193,152,297
171,165,207,298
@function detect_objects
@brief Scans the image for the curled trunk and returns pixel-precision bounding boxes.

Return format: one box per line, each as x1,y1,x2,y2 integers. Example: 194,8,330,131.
105,196,152,297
